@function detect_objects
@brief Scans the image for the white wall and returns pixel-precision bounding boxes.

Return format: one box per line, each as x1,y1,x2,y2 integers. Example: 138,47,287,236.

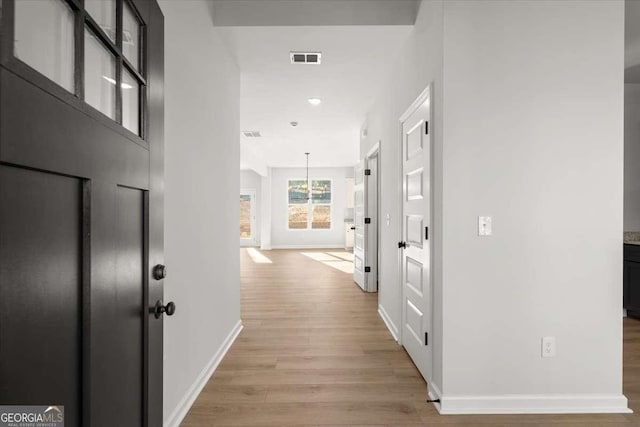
626,84,640,231
160,1,241,425
240,169,262,246
361,0,445,394
364,0,627,414
240,142,268,176
441,0,625,410
271,167,354,248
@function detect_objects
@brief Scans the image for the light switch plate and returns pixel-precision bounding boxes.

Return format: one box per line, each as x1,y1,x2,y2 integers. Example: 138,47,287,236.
478,216,492,236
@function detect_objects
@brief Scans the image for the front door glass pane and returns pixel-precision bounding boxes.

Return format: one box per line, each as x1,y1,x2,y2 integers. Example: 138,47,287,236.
123,2,140,70
84,28,116,119
14,0,75,93
122,68,140,135
85,0,116,42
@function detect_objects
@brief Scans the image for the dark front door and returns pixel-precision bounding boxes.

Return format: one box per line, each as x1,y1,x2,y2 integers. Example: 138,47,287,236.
0,1,165,426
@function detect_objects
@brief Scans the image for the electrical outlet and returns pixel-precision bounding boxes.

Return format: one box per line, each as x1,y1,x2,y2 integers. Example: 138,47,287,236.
542,336,556,358
478,216,492,236
386,213,391,226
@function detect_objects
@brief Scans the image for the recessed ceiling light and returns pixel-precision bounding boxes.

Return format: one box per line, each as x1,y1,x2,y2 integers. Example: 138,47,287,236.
308,98,322,106
290,121,299,127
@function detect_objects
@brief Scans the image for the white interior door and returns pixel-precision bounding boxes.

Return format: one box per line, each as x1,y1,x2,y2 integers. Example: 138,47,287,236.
366,153,379,292
400,91,432,382
353,161,367,290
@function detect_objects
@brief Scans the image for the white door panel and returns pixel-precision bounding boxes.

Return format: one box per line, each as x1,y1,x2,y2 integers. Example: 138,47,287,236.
353,160,367,290
365,154,379,292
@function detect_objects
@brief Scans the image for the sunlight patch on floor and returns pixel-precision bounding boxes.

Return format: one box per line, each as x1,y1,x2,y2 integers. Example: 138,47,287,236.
247,248,272,264
300,251,354,274
327,252,354,262
324,260,355,274
300,252,339,262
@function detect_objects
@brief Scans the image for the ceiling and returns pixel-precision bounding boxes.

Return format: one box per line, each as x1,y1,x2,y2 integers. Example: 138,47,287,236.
211,0,419,27
218,25,413,170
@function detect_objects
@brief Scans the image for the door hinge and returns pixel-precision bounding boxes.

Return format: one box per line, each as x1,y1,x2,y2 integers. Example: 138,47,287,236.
425,121,429,135
364,217,371,224
425,332,428,346
425,226,429,240
365,266,371,273
364,169,371,176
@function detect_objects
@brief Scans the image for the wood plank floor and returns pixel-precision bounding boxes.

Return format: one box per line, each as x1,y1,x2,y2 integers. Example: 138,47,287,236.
182,249,640,426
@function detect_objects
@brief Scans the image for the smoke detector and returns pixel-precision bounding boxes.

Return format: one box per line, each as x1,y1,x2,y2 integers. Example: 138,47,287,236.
290,52,322,65
242,131,261,138
290,121,299,127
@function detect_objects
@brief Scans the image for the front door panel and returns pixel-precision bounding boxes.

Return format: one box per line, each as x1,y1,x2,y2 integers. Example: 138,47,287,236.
0,1,164,424
0,165,83,427
91,185,146,427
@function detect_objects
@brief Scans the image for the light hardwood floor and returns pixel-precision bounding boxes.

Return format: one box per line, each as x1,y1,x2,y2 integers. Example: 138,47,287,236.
182,249,640,426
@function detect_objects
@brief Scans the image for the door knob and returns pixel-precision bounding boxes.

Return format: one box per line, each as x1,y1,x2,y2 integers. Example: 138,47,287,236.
153,264,167,280
398,241,407,249
153,300,176,319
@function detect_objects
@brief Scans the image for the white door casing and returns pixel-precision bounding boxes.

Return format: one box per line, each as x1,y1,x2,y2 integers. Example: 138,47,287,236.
400,86,433,382
353,161,367,290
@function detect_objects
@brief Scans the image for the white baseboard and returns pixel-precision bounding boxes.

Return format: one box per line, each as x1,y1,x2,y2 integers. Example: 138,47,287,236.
437,393,631,415
378,304,399,342
271,244,345,249
163,320,243,427
428,382,443,413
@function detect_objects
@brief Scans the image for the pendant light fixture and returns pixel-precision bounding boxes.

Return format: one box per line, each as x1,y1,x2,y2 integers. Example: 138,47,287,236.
305,152,311,201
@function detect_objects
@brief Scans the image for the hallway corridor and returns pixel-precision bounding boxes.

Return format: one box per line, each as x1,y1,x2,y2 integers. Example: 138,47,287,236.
182,249,640,426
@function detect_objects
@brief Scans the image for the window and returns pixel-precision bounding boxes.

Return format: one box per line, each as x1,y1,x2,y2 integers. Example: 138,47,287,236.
288,179,331,229
12,0,145,138
240,192,255,240
311,179,331,229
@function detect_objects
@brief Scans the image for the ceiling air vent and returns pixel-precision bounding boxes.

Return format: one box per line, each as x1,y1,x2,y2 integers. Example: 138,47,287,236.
242,131,261,138
290,52,322,65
